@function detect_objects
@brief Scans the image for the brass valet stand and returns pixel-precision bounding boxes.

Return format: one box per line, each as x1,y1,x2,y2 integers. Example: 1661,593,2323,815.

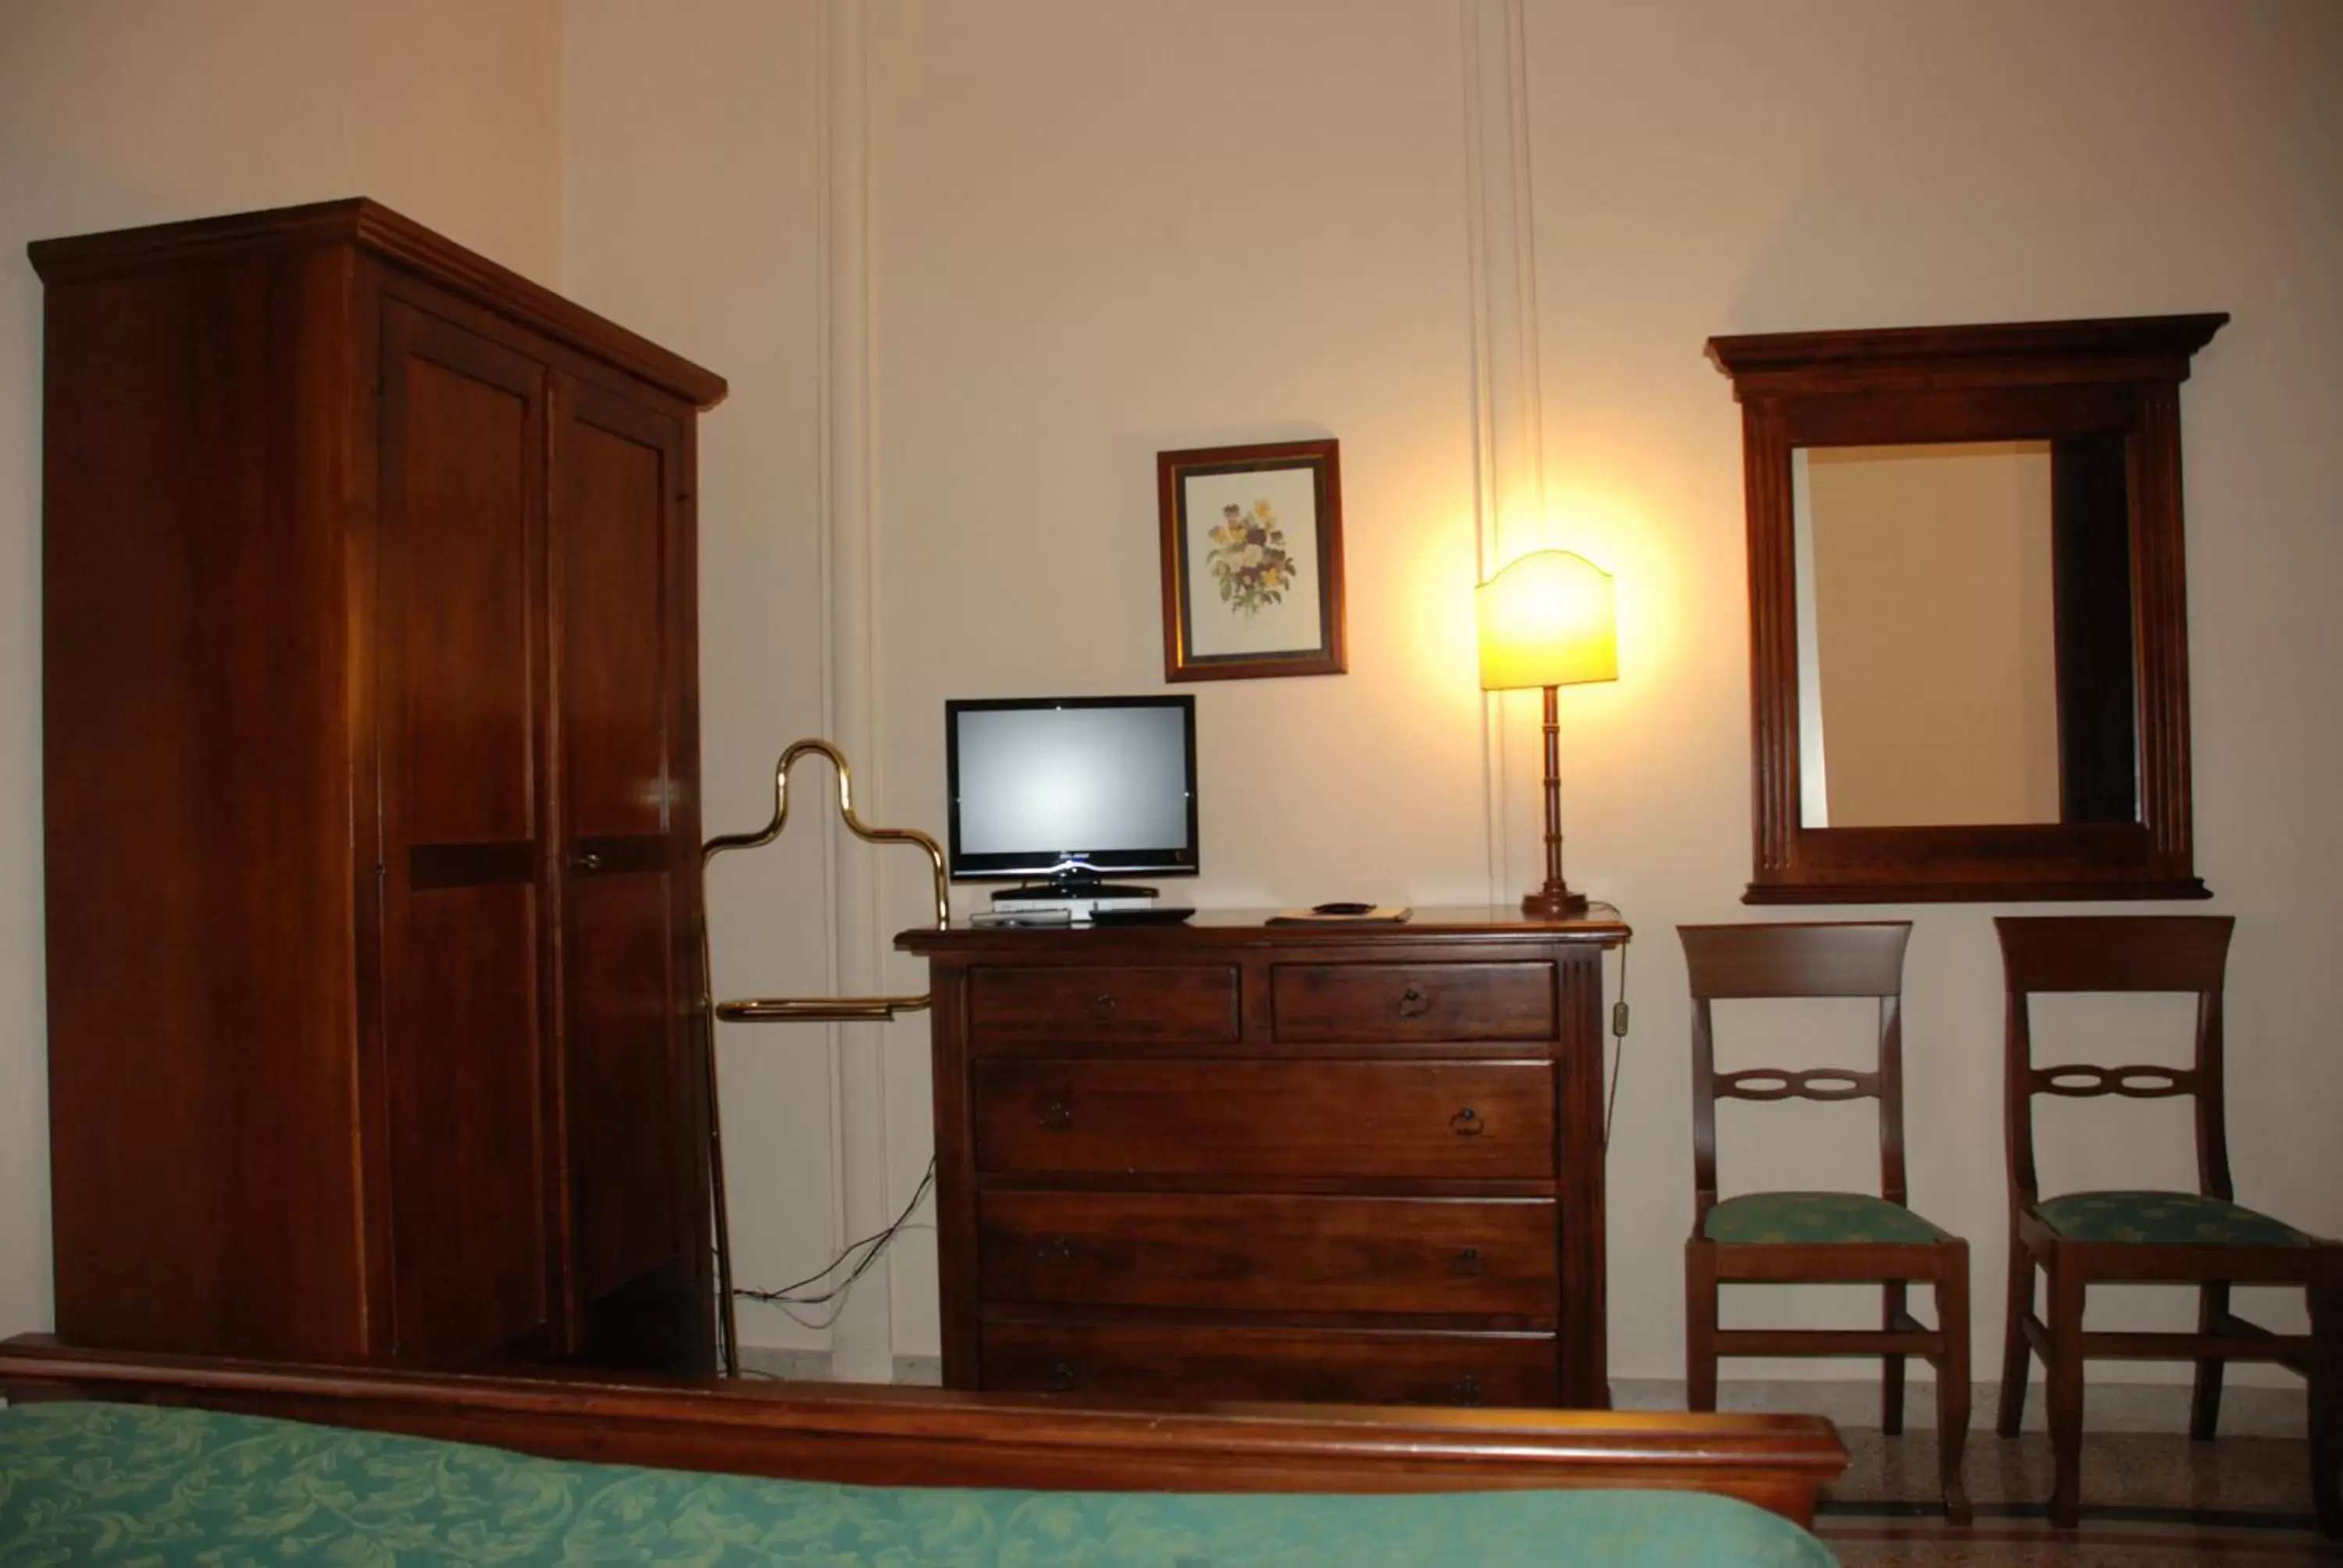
697,739,948,1377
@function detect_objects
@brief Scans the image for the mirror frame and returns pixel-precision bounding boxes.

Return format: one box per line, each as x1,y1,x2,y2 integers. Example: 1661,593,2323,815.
1708,314,2227,903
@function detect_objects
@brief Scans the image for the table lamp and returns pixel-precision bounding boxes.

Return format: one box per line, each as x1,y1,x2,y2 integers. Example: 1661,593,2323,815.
1476,549,1617,917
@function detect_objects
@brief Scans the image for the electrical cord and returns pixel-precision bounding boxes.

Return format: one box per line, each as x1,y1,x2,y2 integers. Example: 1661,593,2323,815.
1603,939,1630,1149
733,1157,936,1328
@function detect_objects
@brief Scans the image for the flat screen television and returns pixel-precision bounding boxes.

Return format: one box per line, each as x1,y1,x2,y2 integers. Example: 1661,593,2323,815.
945,695,1198,898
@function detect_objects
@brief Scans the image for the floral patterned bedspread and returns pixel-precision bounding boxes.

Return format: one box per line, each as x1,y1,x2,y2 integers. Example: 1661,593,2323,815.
0,1400,1835,1566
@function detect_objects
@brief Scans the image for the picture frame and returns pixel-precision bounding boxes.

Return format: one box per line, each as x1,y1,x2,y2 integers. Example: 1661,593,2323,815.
1156,437,1346,682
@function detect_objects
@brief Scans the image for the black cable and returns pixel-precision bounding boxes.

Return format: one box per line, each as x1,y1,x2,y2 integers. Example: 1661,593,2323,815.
735,1157,936,1306
1603,939,1629,1149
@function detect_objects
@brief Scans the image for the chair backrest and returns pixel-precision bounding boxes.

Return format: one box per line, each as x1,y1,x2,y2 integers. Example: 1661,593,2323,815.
1994,914,2236,1213
1678,921,1914,1228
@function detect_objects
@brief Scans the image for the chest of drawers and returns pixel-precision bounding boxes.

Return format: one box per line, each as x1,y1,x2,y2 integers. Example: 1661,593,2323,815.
899,908,1628,1408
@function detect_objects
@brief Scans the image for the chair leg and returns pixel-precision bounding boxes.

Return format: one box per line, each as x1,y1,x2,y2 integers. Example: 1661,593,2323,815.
1935,1255,1973,1527
2189,1280,2229,1441
2310,1281,2341,1540
1996,1235,2033,1438
2044,1258,2088,1530
1685,1243,1719,1412
1881,1278,1908,1435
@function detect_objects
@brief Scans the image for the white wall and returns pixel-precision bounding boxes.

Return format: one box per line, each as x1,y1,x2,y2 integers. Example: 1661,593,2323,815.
0,0,562,1343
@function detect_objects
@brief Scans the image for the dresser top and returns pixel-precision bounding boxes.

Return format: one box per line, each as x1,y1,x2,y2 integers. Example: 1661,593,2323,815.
898,905,1629,954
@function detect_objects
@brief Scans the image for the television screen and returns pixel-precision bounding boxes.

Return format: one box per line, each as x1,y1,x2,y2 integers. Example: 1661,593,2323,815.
946,696,1197,889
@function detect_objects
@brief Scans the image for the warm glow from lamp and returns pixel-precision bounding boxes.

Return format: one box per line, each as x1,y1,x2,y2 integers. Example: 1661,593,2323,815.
1474,548,1618,920
1476,550,1619,692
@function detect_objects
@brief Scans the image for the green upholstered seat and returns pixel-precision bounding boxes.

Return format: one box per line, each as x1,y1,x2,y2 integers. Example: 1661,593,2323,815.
2034,1189,2315,1246
0,1399,1839,1567
1704,1190,1949,1245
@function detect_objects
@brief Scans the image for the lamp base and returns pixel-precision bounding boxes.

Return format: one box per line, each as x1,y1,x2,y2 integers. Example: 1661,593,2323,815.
1521,883,1590,919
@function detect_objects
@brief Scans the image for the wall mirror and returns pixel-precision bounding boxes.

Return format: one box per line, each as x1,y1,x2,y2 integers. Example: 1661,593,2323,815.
1708,315,2227,903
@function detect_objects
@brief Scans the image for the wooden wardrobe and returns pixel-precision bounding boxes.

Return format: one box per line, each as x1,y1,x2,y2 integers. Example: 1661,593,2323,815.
34,200,726,1374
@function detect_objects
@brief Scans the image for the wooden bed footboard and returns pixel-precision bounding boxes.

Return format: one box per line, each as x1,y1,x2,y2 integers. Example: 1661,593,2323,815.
0,1335,1845,1527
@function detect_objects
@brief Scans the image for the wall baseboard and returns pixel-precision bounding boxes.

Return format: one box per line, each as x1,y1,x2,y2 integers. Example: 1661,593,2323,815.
737,1347,942,1387
739,1348,2306,1436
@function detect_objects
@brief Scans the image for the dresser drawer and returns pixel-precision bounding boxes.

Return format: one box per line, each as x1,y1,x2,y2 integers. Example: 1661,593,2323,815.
979,1192,1557,1316
1271,961,1555,1042
981,1321,1557,1406
968,964,1239,1043
974,1059,1554,1179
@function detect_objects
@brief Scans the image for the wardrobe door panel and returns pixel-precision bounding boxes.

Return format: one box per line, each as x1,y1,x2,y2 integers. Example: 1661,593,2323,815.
554,375,702,1366
388,887,551,1360
565,875,679,1300
377,302,562,1362
561,408,668,840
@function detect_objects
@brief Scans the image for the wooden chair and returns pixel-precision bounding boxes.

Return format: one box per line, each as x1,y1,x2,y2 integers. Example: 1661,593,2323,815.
1681,921,1971,1523
1995,915,2342,1534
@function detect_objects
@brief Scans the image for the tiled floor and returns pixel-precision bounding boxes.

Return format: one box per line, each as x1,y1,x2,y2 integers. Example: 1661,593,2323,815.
1815,1427,2340,1564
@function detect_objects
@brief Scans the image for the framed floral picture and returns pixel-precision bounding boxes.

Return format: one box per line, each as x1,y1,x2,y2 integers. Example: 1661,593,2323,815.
1155,437,1346,682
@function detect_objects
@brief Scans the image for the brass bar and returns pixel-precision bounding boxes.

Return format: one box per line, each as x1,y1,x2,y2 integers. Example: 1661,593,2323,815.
696,739,952,1378
716,996,932,1024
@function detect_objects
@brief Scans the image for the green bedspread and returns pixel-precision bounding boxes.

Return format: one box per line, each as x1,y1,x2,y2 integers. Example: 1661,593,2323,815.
0,1400,1834,1566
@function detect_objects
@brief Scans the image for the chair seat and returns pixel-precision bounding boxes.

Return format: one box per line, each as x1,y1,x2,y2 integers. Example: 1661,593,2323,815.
1704,1191,1950,1245
2034,1190,2313,1247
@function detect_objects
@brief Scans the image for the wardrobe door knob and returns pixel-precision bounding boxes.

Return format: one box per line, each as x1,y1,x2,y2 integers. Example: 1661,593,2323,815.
1086,992,1118,1021
569,850,604,874
1040,1098,1073,1131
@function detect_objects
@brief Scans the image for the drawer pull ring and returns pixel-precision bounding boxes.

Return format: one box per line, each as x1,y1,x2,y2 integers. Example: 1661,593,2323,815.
1086,992,1118,1021
1450,1107,1485,1136
1453,1373,1483,1407
1045,1361,1077,1393
1455,1245,1483,1275
1036,1234,1074,1265
1040,1098,1073,1131
1397,985,1431,1019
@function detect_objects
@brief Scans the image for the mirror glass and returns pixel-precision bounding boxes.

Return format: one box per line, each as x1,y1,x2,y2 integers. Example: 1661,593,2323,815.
1792,438,2138,829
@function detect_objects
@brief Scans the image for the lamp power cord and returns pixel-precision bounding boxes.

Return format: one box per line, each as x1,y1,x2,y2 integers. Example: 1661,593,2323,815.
733,1157,936,1331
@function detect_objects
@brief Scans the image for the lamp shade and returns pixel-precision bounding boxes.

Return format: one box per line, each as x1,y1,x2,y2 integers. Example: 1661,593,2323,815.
1476,549,1618,691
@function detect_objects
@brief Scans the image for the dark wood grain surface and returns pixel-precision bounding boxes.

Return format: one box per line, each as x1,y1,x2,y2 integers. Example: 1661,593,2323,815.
1706,314,2224,904
0,1337,1846,1526
979,1321,1557,1407
903,913,1627,1408
1993,916,2342,1534
980,1190,1559,1316
41,242,370,1360
35,200,719,1375
1677,921,1971,1523
968,964,1241,1042
973,1058,1557,1180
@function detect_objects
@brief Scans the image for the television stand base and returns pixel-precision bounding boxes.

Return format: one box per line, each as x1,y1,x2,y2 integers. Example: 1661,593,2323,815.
992,880,1160,903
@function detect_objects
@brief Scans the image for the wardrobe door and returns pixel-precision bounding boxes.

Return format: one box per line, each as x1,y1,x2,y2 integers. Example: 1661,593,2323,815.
552,372,707,1370
376,302,563,1363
